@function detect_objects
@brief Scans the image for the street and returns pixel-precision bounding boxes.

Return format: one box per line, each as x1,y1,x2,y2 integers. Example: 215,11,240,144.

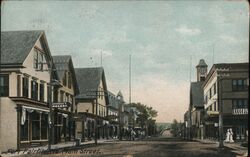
15,136,241,157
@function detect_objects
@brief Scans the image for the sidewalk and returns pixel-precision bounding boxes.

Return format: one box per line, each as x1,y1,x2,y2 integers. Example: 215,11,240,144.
194,138,248,157
0,138,119,157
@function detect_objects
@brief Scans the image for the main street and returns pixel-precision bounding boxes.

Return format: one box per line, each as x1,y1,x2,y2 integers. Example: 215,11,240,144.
14,136,243,157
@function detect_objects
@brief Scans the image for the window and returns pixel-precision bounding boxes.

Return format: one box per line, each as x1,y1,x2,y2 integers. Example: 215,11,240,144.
0,75,9,97
60,91,64,102
22,77,29,98
47,85,50,102
34,50,44,70
31,80,38,100
31,112,40,140
209,88,212,99
34,50,38,69
233,99,248,109
214,102,217,111
213,83,216,95
204,95,208,104
63,72,67,86
68,72,72,89
40,83,44,102
17,75,21,97
20,110,29,141
232,79,247,91
53,90,58,103
41,113,48,139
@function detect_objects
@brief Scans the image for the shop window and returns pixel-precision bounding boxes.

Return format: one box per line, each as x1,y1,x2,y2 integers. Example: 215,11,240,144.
20,111,29,141
0,75,9,97
41,113,48,139
40,83,44,102
31,112,40,140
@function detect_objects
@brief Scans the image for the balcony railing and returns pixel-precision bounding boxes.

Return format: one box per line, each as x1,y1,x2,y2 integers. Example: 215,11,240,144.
232,108,248,115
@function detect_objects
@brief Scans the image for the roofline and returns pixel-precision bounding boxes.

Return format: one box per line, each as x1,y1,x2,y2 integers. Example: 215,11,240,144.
202,62,249,88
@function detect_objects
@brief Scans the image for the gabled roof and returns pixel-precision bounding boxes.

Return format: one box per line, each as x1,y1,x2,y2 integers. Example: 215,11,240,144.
107,90,119,109
75,67,108,103
52,55,79,95
190,81,204,108
1,30,59,80
1,30,43,65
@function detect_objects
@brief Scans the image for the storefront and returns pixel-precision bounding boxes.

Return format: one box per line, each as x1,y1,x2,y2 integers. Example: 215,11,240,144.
54,111,71,144
18,105,49,148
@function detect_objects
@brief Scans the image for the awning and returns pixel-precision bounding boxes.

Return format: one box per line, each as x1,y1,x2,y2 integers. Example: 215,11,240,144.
21,106,49,125
22,105,49,113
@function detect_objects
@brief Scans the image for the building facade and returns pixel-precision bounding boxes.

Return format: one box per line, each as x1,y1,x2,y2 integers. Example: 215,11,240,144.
203,63,249,141
0,31,59,151
189,59,207,140
74,67,110,141
52,55,79,143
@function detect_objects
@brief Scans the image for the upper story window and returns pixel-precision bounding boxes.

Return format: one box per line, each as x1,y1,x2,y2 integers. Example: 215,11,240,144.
232,79,248,91
40,83,44,102
209,88,212,99
232,99,248,109
22,77,29,98
63,72,67,86
60,91,64,102
213,102,217,111
34,50,44,71
204,95,208,104
0,75,9,97
31,80,38,100
68,72,72,89
213,83,216,95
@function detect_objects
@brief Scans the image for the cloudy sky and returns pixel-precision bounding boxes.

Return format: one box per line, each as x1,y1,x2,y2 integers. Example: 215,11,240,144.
1,1,249,123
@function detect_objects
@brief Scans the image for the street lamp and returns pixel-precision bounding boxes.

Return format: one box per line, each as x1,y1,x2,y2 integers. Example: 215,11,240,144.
217,68,230,148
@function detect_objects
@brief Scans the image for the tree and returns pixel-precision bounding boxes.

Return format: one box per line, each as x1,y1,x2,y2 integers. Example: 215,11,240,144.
170,119,182,137
126,102,158,135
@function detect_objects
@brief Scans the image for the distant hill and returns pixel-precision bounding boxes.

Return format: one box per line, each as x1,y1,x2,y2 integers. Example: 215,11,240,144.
156,122,171,129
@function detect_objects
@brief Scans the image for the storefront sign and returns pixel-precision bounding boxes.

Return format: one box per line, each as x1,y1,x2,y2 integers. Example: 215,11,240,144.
232,108,248,115
52,102,70,108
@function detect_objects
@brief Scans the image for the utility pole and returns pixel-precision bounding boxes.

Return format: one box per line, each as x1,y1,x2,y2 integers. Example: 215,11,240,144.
95,91,98,145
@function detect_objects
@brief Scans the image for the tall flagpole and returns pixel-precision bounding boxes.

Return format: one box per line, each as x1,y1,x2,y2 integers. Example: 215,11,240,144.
129,54,131,105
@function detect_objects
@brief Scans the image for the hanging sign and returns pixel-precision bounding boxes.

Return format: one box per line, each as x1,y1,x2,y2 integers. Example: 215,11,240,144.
52,102,70,108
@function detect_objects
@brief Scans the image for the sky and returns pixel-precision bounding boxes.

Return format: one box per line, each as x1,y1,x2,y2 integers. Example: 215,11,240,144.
1,0,249,123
